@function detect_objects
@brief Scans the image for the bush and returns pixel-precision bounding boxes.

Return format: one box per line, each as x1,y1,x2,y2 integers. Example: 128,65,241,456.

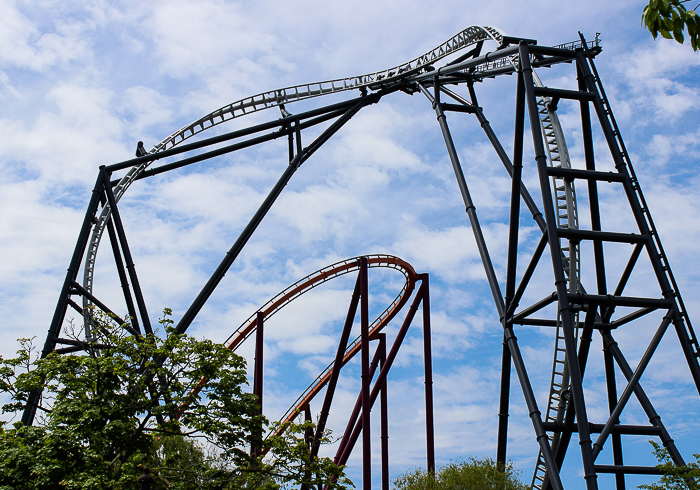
393,457,527,490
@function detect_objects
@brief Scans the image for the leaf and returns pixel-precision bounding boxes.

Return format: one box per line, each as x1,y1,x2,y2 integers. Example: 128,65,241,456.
660,28,673,39
673,28,685,43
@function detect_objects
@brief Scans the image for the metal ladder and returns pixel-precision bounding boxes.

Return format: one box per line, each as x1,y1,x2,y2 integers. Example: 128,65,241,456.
581,38,700,362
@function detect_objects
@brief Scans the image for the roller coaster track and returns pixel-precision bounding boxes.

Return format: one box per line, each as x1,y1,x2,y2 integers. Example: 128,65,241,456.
178,254,418,443
221,254,417,432
32,19,700,489
73,24,598,483
80,25,503,321
80,26,595,327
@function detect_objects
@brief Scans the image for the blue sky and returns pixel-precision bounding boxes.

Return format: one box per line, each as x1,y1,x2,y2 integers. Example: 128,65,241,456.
1,0,700,488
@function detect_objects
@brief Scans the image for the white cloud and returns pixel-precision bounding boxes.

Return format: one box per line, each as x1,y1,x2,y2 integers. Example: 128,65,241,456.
620,40,700,121
0,0,95,71
1,2,699,488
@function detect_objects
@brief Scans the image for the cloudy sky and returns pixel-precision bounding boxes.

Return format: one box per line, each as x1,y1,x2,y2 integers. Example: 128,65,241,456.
2,0,700,487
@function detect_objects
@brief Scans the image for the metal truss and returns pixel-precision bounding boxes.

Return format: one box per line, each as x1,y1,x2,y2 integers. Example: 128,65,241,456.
24,25,700,490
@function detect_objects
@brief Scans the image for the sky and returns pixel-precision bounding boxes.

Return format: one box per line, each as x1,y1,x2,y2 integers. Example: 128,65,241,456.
1,0,700,488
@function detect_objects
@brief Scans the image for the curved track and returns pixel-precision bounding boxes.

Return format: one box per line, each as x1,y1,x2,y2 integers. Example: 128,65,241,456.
80,25,504,318
74,25,583,482
223,254,417,428
40,24,695,489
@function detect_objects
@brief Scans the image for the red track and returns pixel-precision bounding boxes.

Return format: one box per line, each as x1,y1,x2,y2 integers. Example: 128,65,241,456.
223,254,417,428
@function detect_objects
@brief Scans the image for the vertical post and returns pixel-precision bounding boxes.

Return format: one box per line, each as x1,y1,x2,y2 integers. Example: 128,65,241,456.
520,41,598,490
360,256,371,490
379,334,389,490
254,311,264,413
498,67,526,467
288,126,295,162
305,405,313,449
421,274,435,475
252,311,264,459
603,336,625,490
304,404,314,490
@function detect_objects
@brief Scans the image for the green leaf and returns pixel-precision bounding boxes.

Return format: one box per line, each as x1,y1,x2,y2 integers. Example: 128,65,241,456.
674,15,685,31
673,28,685,43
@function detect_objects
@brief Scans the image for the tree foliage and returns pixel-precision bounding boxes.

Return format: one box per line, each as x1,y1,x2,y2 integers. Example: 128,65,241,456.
642,0,699,51
638,441,700,490
0,311,352,489
392,457,527,490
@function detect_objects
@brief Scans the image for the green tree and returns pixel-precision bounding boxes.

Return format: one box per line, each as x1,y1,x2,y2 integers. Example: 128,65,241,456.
0,311,352,490
392,457,527,490
642,0,699,51
638,441,700,490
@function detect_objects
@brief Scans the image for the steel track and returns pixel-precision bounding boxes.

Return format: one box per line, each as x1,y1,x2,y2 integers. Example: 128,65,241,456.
81,25,504,321
75,26,600,483
222,254,417,432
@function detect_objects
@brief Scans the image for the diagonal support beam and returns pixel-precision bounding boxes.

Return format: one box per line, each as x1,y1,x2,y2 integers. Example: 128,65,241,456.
419,79,505,319
601,330,685,467
175,97,377,335
22,172,107,426
592,314,672,458
103,169,153,335
105,217,141,334
310,266,362,460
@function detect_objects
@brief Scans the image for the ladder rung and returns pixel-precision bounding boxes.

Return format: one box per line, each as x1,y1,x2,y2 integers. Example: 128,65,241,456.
558,229,649,244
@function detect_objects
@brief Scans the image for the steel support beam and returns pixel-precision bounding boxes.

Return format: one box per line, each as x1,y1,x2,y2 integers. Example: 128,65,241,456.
498,67,526,467
360,257,371,490
103,171,153,334
379,334,389,490
521,42,598,490
22,172,106,425
421,273,435,474
175,97,375,335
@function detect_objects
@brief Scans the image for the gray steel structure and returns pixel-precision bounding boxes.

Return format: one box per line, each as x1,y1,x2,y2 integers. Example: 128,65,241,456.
23,26,700,489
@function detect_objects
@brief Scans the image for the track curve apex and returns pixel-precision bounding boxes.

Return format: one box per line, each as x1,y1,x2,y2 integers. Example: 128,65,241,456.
221,254,419,431
81,25,501,331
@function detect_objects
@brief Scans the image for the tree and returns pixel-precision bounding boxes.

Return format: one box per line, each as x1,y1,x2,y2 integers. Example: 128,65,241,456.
637,441,700,490
392,457,527,490
642,0,699,51
0,311,352,489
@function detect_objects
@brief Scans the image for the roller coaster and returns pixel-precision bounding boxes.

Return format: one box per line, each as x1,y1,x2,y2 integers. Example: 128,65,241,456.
22,25,700,490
